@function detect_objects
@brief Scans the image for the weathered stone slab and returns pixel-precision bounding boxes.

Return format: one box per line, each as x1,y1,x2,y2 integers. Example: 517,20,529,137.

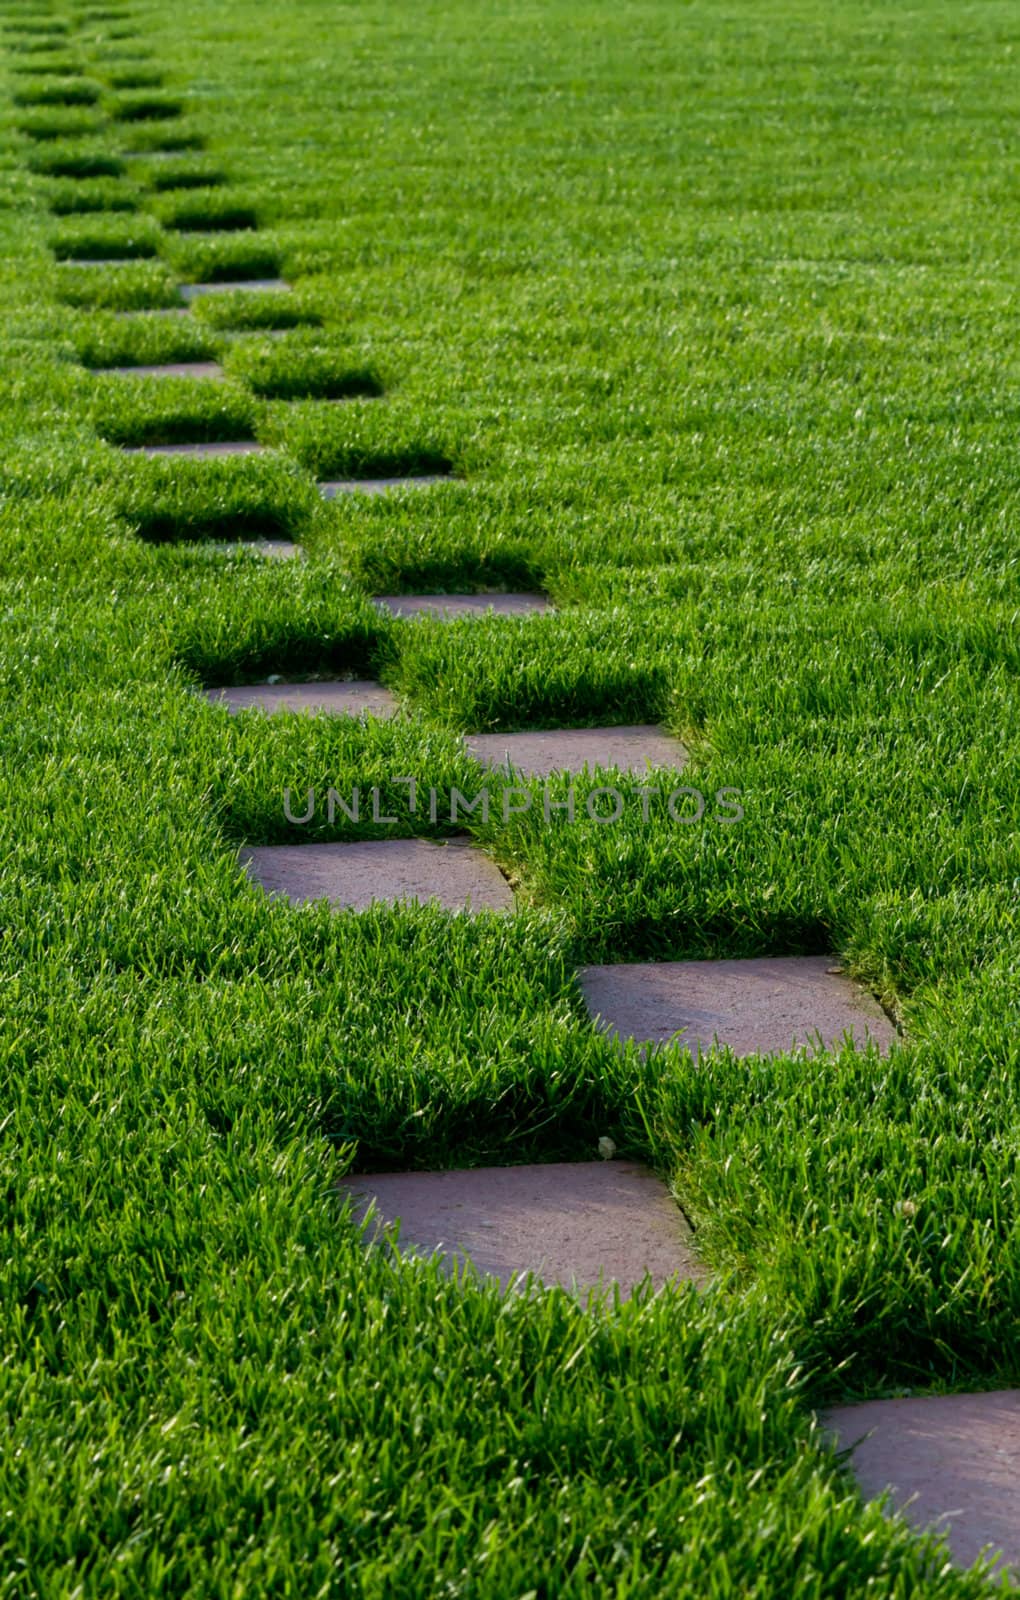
179,278,290,299
241,838,513,913
319,476,448,498
822,1392,1020,1575
338,1160,704,1298
465,725,687,779
121,439,267,457
374,592,551,620
579,956,897,1058
207,679,397,718
91,360,224,379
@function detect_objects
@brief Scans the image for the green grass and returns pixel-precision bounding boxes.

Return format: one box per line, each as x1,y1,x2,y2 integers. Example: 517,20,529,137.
2,0,1020,1593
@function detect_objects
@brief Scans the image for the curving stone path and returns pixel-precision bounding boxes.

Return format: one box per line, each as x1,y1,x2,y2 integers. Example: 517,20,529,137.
338,1160,704,1299
241,838,514,913
579,956,897,1058
822,1391,1020,1575
465,725,687,779
207,680,398,717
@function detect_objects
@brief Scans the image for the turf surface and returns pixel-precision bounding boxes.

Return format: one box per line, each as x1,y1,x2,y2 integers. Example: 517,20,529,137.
2,0,1019,1593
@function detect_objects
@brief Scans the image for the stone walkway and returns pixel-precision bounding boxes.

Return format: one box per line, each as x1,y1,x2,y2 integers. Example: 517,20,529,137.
36,36,1011,1578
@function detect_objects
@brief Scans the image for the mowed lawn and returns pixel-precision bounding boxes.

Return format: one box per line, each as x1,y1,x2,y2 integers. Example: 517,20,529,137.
2,0,1019,1593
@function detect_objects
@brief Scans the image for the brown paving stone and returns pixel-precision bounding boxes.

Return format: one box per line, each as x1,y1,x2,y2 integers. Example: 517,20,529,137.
465,725,687,779
241,838,513,913
338,1160,704,1298
374,592,551,620
121,439,268,457
319,476,448,498
822,1392,1020,1574
207,679,397,718
579,955,897,1058
90,360,224,379
179,278,290,299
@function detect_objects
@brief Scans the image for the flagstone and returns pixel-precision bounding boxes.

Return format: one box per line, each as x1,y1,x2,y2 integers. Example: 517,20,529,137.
374,592,551,620
203,539,301,561
113,306,190,318
61,256,148,266
822,1391,1020,1575
91,360,224,379
338,1160,704,1299
241,838,513,913
319,476,448,498
121,439,268,457
179,278,290,299
465,725,687,779
207,679,397,718
579,955,897,1058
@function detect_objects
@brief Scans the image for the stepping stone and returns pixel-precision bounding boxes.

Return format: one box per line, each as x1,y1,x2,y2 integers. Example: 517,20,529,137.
338,1160,704,1299
319,476,448,498
579,956,897,1058
90,360,224,379
60,256,145,266
121,439,267,457
822,1392,1020,1574
207,679,397,718
203,539,301,561
374,592,551,620
179,278,290,299
112,307,189,319
465,725,687,779
241,838,513,913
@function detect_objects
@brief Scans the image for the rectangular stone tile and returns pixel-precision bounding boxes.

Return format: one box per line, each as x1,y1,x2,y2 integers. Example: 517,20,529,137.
60,255,148,265
241,838,513,913
121,148,190,160
207,679,397,718
374,592,552,620
112,306,189,318
338,1160,704,1299
202,539,301,561
121,439,268,457
465,725,687,779
579,955,897,1058
822,1392,1020,1575
319,476,448,498
179,278,290,299
90,360,224,379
